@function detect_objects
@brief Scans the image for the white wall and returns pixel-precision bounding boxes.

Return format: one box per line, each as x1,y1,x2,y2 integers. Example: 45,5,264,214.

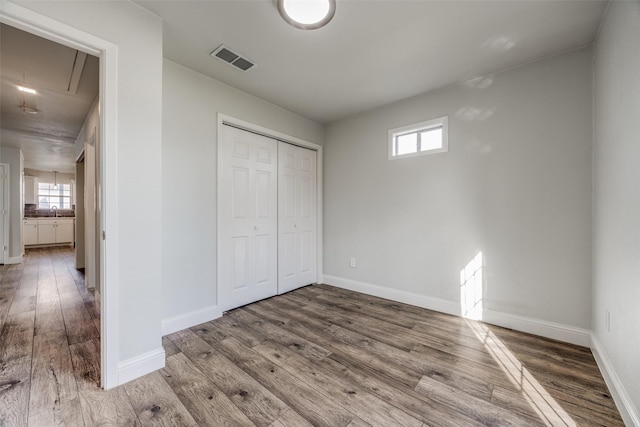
75,97,99,158
24,169,74,186
161,60,324,331
0,147,23,261
592,1,640,424
324,48,593,335
11,0,164,373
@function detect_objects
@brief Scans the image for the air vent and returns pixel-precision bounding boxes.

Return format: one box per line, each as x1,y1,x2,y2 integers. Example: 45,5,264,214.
211,45,256,72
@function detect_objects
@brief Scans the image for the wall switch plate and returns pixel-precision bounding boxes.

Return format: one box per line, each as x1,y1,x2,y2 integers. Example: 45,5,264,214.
605,310,610,332
350,258,356,268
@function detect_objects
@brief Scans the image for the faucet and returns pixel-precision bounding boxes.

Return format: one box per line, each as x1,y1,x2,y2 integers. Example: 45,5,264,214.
51,206,58,217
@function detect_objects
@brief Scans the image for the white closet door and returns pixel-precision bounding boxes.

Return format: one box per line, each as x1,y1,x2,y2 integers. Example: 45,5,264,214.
278,141,317,294
220,125,278,311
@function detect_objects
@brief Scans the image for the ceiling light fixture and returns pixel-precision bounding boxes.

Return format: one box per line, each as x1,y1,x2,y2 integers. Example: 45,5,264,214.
18,85,37,95
18,74,39,115
277,0,336,30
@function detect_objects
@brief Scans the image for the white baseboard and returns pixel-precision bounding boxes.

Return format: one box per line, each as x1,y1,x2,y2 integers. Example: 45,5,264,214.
591,335,640,427
323,275,461,316
7,256,23,264
482,309,591,347
117,347,166,385
322,275,590,347
161,305,221,336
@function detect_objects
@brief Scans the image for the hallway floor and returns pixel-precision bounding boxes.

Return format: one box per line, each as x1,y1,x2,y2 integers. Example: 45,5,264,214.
0,247,101,425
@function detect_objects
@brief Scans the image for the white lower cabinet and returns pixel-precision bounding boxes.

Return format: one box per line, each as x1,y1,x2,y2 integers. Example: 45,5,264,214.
38,222,57,244
24,219,75,246
23,220,39,245
55,221,74,243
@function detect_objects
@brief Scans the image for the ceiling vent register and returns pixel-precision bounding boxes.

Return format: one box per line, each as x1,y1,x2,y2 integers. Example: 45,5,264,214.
211,45,256,72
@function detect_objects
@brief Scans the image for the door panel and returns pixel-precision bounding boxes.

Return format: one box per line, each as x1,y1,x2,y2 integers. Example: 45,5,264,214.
255,171,272,219
0,164,6,264
220,125,278,311
278,142,317,294
255,234,271,284
282,232,296,278
84,143,96,289
300,231,314,273
283,175,296,218
232,167,249,219
231,236,249,290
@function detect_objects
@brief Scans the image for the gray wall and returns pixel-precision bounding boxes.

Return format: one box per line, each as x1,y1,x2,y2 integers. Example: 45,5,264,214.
324,47,593,330
161,60,324,328
593,1,640,423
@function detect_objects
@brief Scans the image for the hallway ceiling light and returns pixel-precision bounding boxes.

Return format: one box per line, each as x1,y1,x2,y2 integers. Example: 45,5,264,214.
277,0,336,30
18,74,38,114
18,85,37,95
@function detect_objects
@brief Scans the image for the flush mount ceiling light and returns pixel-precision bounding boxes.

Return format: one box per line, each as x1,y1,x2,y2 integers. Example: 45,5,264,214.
277,0,336,30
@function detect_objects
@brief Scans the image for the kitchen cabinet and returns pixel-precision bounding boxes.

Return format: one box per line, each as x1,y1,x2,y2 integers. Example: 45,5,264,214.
55,220,74,243
23,176,38,205
24,218,75,246
23,219,39,245
37,222,56,244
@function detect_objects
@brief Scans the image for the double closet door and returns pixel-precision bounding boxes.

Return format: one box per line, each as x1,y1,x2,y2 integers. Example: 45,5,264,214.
219,124,317,311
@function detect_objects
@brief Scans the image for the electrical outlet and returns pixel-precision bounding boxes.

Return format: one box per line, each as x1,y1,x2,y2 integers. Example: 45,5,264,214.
350,258,357,268
605,310,610,332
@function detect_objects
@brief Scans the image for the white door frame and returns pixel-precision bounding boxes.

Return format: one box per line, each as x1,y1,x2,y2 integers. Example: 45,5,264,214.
0,1,119,389
0,163,9,264
217,113,324,311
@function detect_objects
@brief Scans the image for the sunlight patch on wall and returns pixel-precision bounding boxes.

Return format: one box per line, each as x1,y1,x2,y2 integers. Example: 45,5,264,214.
460,252,483,320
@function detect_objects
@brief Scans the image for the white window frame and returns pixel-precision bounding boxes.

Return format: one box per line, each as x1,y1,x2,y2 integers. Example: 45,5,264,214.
388,116,448,160
37,182,72,209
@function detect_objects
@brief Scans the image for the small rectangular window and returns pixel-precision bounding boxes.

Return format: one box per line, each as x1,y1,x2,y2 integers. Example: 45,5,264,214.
38,183,72,209
389,116,448,159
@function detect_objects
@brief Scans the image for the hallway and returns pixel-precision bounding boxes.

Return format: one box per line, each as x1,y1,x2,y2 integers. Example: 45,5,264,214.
0,247,101,425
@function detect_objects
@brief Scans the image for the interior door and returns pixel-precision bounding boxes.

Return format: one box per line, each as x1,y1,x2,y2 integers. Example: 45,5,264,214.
278,142,317,293
219,125,278,311
0,164,7,264
75,158,85,269
84,143,96,289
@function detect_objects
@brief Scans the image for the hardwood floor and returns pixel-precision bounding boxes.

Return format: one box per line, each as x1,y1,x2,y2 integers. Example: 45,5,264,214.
1,249,624,426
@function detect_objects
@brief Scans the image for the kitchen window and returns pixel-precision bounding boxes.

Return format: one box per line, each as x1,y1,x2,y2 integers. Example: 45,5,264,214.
389,116,448,159
37,183,72,209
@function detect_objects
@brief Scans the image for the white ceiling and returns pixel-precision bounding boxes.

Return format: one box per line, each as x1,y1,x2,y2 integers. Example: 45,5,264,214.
136,0,607,124
0,23,99,173
0,1,607,174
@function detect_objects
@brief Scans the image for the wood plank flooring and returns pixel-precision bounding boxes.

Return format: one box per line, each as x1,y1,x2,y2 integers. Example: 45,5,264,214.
0,248,624,426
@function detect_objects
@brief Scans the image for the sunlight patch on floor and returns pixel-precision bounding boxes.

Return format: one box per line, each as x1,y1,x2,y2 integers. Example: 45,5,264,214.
468,321,577,427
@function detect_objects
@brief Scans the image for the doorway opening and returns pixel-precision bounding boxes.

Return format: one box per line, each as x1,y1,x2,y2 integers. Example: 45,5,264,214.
0,4,117,388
